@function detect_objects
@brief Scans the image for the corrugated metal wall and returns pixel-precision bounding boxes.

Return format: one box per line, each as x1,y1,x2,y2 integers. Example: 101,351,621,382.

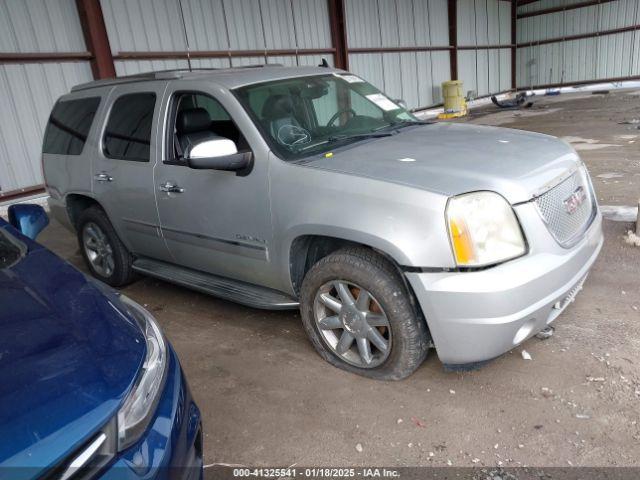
0,0,93,196
457,0,512,97
345,0,452,108
516,0,640,88
100,0,334,76
344,0,512,108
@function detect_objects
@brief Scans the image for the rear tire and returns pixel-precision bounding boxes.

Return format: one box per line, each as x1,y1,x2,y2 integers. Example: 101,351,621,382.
299,247,430,380
76,206,135,287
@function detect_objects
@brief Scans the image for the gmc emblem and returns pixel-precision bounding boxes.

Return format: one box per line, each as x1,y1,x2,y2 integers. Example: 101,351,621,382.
564,186,587,215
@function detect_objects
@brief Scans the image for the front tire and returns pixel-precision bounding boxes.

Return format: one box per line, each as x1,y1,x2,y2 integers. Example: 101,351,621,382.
299,247,430,380
76,206,135,287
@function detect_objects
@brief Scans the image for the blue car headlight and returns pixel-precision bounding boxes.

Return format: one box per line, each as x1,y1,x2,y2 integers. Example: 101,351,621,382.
117,295,168,451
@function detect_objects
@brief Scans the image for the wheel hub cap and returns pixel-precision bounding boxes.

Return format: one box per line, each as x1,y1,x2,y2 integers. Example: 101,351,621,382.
313,280,392,369
341,307,364,334
82,222,115,278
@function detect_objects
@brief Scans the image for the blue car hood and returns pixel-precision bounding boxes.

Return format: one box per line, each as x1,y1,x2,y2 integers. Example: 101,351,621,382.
0,221,146,473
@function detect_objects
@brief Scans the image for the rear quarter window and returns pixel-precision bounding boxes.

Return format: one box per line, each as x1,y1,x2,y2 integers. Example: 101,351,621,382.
43,97,101,155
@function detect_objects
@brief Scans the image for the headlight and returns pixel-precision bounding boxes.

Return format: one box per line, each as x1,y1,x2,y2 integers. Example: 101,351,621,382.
446,191,526,267
117,295,168,451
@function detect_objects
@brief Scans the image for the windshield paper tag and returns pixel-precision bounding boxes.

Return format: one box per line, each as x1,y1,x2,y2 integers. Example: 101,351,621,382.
334,73,364,83
366,93,399,111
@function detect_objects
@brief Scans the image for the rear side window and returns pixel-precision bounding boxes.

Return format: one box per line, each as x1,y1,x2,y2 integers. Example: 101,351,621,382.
103,93,156,162
43,97,100,155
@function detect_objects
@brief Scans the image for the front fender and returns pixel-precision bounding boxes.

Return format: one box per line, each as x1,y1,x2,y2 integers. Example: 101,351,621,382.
282,224,415,267
269,156,456,291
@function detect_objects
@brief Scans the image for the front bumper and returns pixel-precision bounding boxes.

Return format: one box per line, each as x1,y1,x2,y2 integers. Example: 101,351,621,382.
406,203,603,365
99,347,203,480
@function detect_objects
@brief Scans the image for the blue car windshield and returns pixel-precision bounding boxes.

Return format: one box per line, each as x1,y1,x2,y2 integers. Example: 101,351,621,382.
234,74,417,160
0,228,23,269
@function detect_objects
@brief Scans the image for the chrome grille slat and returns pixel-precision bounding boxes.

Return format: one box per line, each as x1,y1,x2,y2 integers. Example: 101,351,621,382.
535,170,594,246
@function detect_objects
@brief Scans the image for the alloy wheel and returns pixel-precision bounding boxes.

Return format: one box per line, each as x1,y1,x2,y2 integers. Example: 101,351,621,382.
313,280,391,368
82,222,115,278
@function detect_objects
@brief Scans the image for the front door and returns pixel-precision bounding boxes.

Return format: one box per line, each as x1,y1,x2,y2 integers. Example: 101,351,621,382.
92,83,171,261
154,82,274,287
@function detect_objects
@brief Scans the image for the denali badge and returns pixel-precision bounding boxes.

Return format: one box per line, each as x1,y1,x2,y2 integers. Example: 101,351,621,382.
563,186,587,215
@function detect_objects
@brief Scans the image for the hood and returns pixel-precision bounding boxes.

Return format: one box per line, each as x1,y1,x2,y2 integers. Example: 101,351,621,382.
302,123,581,204
0,222,145,472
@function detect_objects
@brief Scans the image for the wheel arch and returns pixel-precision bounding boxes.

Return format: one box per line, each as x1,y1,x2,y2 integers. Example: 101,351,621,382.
65,193,103,230
287,231,412,294
286,229,430,338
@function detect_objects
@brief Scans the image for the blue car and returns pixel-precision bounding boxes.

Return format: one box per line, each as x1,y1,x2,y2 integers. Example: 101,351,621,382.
0,205,203,479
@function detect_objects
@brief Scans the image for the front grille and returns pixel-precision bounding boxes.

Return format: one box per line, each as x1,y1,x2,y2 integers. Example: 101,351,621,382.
535,169,595,246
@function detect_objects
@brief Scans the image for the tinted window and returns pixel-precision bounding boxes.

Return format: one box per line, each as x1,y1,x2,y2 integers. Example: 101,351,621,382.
168,92,249,163
103,93,156,161
43,97,100,155
178,93,231,121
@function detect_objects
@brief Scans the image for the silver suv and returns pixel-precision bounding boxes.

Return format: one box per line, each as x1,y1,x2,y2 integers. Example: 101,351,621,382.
43,66,603,380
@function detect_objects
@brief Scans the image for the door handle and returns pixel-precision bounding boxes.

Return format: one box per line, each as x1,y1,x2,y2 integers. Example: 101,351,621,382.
94,172,113,182
159,181,184,193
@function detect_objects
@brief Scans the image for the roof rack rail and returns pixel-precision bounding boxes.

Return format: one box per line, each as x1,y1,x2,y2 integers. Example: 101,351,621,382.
233,63,284,69
70,68,217,92
70,64,286,92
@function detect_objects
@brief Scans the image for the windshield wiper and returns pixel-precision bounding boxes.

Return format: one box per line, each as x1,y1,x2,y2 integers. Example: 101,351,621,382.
389,119,434,127
327,131,396,143
291,131,395,154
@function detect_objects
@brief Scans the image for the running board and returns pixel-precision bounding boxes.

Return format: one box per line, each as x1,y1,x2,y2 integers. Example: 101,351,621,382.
132,258,299,310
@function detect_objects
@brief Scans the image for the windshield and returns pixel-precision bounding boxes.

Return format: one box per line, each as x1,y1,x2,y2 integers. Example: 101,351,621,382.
234,74,419,160
0,228,24,269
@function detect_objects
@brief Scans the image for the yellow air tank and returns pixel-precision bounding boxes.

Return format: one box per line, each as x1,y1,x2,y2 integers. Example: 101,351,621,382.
438,80,467,119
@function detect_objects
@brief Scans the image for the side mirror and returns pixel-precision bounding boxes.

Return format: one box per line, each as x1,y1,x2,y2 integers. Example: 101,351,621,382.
185,138,253,174
8,204,49,240
187,138,238,159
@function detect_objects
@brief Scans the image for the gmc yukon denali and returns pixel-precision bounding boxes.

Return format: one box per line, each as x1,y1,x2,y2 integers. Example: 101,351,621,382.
43,66,603,380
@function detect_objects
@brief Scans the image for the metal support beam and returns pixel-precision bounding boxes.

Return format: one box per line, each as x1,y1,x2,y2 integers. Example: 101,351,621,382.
115,48,335,61
511,0,517,89
0,52,92,63
517,24,640,48
447,0,458,80
328,0,349,70
0,185,46,201
75,0,115,79
517,0,617,18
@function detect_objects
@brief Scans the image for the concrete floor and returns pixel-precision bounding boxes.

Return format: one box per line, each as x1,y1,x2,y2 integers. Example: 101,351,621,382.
37,90,640,469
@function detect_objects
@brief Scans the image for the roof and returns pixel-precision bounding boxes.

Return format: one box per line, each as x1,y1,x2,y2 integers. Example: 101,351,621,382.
71,65,343,92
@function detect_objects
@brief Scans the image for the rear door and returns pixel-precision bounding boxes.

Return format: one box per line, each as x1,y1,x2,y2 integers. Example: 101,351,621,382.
92,83,171,261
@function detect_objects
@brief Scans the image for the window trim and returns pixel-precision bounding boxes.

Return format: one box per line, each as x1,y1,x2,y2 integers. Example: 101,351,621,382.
164,90,252,167
102,92,157,163
43,96,101,156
